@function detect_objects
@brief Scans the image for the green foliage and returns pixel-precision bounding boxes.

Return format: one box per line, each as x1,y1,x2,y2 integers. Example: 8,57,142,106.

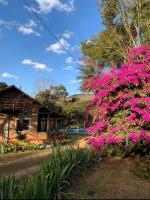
81,28,127,67
80,0,150,85
62,98,90,127
104,141,150,158
104,143,128,158
35,84,68,111
35,83,92,127
0,82,8,90
0,147,98,199
0,142,39,154
0,176,19,200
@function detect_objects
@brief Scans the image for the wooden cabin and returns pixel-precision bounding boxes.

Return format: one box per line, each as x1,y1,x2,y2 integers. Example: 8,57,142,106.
0,85,66,144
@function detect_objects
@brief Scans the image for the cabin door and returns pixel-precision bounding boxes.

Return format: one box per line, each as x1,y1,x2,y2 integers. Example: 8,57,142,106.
38,114,48,132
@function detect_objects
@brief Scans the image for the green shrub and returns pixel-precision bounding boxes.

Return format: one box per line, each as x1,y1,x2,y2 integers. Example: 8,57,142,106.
0,142,39,154
103,140,150,158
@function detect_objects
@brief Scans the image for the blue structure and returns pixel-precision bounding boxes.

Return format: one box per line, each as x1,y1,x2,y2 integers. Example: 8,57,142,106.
65,129,88,139
65,129,87,134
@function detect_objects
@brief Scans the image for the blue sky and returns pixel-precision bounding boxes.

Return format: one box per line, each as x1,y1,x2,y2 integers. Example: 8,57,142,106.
0,0,104,96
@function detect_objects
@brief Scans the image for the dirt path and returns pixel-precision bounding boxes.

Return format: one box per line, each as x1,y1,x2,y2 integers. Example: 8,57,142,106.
0,149,51,177
0,138,87,177
66,157,150,199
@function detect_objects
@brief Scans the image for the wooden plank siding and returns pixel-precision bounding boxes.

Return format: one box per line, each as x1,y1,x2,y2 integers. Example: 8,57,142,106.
0,85,66,144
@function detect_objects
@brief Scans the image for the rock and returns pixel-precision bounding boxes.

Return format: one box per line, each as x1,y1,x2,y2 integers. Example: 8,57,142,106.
45,144,51,149
39,144,45,150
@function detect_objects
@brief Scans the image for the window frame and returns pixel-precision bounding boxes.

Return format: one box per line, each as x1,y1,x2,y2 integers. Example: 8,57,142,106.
15,118,31,133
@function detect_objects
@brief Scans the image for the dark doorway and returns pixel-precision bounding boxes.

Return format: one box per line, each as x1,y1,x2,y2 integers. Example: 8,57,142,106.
38,113,48,132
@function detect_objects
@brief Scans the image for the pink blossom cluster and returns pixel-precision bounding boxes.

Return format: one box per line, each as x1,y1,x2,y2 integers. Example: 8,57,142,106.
87,130,150,153
83,45,150,153
87,133,122,154
129,130,150,144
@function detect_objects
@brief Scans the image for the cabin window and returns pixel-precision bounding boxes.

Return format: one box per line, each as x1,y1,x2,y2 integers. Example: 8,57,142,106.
16,118,30,132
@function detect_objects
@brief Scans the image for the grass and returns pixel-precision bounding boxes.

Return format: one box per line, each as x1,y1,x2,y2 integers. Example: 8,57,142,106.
0,146,98,199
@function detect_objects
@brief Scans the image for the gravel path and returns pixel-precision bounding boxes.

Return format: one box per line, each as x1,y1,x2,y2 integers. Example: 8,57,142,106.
66,157,150,199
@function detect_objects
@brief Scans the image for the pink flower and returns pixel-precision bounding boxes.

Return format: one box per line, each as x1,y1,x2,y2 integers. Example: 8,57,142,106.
140,130,147,137
88,137,104,153
116,137,123,144
83,44,150,154
142,113,150,122
105,134,117,145
129,132,140,142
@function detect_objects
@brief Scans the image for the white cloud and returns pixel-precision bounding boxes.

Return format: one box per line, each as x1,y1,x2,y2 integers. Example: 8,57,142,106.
46,38,70,54
63,66,74,71
71,79,82,84
66,56,73,64
0,0,8,5
18,20,41,36
0,19,17,30
46,29,78,55
0,19,41,37
22,59,53,72
46,29,76,55
33,0,75,14
26,20,37,28
1,72,18,79
62,31,73,39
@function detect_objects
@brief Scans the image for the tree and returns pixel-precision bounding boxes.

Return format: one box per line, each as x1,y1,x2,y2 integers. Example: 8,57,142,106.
50,85,68,100
99,0,150,47
62,98,90,128
0,82,8,89
80,0,150,89
35,85,68,112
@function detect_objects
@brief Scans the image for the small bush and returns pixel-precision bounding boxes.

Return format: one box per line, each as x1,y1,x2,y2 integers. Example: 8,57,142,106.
0,142,39,154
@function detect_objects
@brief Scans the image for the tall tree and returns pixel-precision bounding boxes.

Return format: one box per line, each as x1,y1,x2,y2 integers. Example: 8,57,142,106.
80,0,150,90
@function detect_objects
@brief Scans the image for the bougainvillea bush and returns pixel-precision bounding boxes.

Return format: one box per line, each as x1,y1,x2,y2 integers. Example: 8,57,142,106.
84,45,150,156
